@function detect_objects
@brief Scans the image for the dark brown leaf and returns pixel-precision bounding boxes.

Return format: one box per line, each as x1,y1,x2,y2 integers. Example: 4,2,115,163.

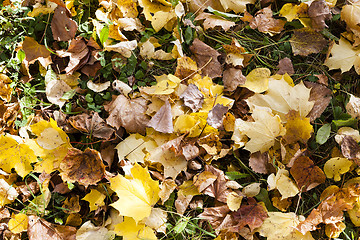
290,28,328,56
249,6,286,34
203,165,232,203
198,205,230,230
341,136,360,165
190,39,222,79
28,216,76,240
51,6,77,42
249,151,274,174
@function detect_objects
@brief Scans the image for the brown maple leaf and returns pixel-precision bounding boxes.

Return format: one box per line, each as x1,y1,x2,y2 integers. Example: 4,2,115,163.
249,6,286,34
28,216,76,240
21,37,52,70
229,197,268,232
290,156,326,192
198,205,231,230
202,165,232,203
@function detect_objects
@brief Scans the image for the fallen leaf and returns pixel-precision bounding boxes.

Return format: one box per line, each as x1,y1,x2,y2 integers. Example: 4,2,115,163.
193,171,218,193
242,182,261,197
340,136,360,163
76,220,114,240
148,99,174,133
207,104,228,129
220,0,255,13
180,84,204,112
249,6,286,35
114,216,156,240
21,37,52,69
259,212,314,240
335,127,360,144
175,56,198,80
60,148,106,187
249,151,274,174
277,57,295,75
144,208,167,233
279,3,308,23
308,0,331,31
346,94,360,118
87,80,111,92
198,205,230,230
227,192,243,211
202,165,232,203
290,28,328,56
82,189,106,212
283,110,313,144
223,68,246,91
324,37,360,74
28,216,77,240
230,197,268,232
104,40,137,58
159,179,177,204
190,39,222,79
51,6,77,41
268,169,299,199
69,112,115,140
195,12,235,31
241,68,271,93
324,157,353,181
139,37,173,60
290,156,326,191
110,163,160,222
0,74,12,102
62,195,81,214
247,76,314,121
9,213,28,234
0,178,18,207
341,1,360,46
233,107,286,153
104,95,150,135
0,135,37,177
304,81,332,122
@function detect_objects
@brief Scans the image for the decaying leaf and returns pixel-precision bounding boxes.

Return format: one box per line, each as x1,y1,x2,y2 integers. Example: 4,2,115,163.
249,151,274,174
249,6,286,35
304,81,332,122
148,100,174,133
109,163,160,222
340,136,360,164
180,84,204,112
21,37,52,69
223,68,246,92
207,104,228,129
341,0,360,46
346,94,360,118
290,28,328,56
277,57,295,75
104,95,150,135
195,12,235,31
189,39,222,79
76,220,114,240
308,0,331,31
51,6,77,41
60,148,106,187
28,216,77,240
290,156,326,192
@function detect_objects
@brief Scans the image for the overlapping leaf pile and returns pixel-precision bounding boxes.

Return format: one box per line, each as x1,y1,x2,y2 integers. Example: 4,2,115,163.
2,0,360,239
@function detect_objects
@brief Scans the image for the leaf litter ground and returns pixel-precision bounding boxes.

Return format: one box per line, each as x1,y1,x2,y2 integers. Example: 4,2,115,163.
1,0,360,239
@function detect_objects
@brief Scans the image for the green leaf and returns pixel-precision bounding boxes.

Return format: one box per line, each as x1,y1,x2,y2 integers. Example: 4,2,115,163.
316,123,331,145
99,25,109,46
207,6,241,18
225,171,250,180
174,217,189,234
61,89,76,100
332,118,358,129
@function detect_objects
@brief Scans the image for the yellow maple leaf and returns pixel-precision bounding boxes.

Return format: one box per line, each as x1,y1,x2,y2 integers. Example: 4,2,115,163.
247,75,314,121
114,217,157,240
82,189,106,212
0,135,37,177
109,163,160,222
138,0,175,32
324,37,360,74
8,213,28,234
279,3,309,26
324,157,353,181
233,107,286,153
219,0,255,13
26,119,71,174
